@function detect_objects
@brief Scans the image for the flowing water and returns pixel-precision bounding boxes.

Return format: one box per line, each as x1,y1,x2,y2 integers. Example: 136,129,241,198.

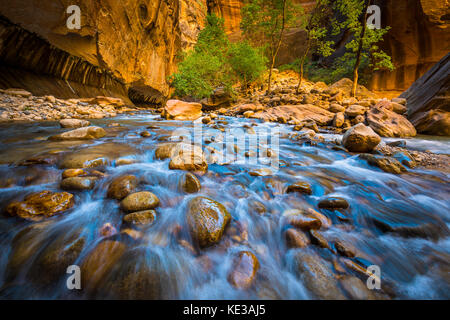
0,112,449,299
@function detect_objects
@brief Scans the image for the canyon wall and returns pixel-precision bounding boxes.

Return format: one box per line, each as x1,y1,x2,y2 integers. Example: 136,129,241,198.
366,0,450,92
0,0,207,104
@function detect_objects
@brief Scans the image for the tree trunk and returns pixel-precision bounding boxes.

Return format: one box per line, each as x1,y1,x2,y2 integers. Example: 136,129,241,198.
267,0,287,95
351,0,372,97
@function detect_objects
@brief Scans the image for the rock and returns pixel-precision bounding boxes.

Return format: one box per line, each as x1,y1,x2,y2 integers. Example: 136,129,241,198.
293,252,346,299
411,110,450,136
392,98,406,105
249,168,273,177
59,119,90,128
49,126,106,141
340,275,375,300
186,196,231,248
318,197,349,210
342,123,381,152
328,78,378,100
353,114,365,125
120,191,160,213
392,151,416,168
3,88,32,98
334,240,356,258
401,53,450,136
163,100,202,121
168,143,208,172
243,111,255,118
333,112,345,128
201,87,232,110
367,104,416,137
99,223,117,237
81,240,127,291
179,172,201,193
60,153,109,169
202,116,211,124
61,176,97,191
107,175,138,200
6,190,74,221
287,213,322,231
62,169,87,179
345,105,367,117
285,228,310,248
123,210,156,228
140,131,151,137
329,103,346,113
227,251,260,290
309,230,330,249
254,104,334,126
358,154,407,174
286,181,312,195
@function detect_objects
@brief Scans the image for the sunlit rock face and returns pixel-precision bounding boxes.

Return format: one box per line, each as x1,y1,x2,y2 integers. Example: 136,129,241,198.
208,0,243,36
369,0,450,92
0,0,207,104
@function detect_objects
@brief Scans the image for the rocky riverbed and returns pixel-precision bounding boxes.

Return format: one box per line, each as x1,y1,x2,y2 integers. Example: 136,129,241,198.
0,107,448,299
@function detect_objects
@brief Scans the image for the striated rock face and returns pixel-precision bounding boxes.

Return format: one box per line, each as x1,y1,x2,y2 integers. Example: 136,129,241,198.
401,52,450,136
208,0,243,36
369,0,450,92
0,1,207,104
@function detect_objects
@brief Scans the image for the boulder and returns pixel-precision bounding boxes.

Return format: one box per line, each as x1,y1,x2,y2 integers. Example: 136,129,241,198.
342,123,381,152
120,191,160,213
49,126,106,141
318,197,349,210
227,251,260,289
329,103,346,113
179,172,201,193
168,143,208,172
401,52,450,136
285,228,310,248
286,181,312,195
186,196,231,248
367,104,417,137
163,100,202,121
345,105,367,117
107,175,138,200
6,190,74,221
59,119,90,128
328,78,378,99
61,176,97,191
254,104,334,126
333,112,345,128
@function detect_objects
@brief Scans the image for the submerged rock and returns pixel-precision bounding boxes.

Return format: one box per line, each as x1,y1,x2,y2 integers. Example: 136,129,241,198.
293,251,346,299
228,251,260,290
120,191,160,213
186,196,231,248
5,190,74,221
285,228,310,248
49,126,106,141
358,154,407,174
123,210,156,228
107,175,138,200
318,197,349,210
60,176,97,191
342,123,381,153
179,172,201,193
286,181,312,195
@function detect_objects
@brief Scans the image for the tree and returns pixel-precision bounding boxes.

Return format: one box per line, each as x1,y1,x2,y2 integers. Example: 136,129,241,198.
295,0,340,93
336,0,394,96
241,0,300,94
170,15,266,99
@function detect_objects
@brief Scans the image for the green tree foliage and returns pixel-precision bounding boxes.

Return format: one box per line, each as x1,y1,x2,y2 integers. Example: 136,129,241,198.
335,0,394,96
170,15,266,99
241,0,302,94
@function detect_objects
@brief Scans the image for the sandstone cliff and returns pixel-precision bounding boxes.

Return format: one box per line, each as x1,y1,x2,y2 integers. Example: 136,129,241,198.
0,0,207,104
369,0,450,92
